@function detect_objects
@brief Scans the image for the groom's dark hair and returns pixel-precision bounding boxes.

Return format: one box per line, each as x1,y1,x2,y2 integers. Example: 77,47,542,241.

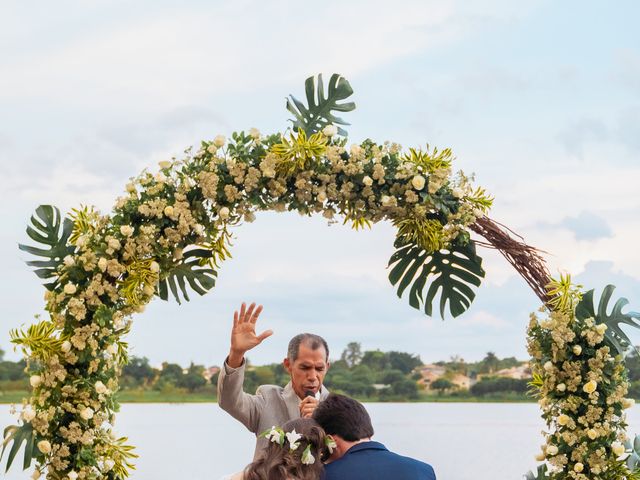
313,394,374,441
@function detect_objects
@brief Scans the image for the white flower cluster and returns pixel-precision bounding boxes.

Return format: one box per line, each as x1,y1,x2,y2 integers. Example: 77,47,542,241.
527,304,633,479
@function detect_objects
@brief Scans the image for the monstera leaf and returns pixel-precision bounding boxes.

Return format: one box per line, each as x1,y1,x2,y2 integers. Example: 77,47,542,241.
524,464,548,480
575,285,640,356
1,423,37,472
157,249,217,305
18,205,74,291
388,239,485,319
286,73,356,137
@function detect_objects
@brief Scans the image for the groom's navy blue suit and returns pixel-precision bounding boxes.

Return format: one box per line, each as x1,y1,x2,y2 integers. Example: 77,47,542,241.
322,441,436,480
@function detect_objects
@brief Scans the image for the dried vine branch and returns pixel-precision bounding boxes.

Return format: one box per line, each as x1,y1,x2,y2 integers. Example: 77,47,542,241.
470,216,552,304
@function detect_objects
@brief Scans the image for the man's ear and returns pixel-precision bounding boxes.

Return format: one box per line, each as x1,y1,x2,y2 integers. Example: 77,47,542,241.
283,357,291,374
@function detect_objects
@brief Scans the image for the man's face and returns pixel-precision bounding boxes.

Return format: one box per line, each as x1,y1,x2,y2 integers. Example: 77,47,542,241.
283,343,329,399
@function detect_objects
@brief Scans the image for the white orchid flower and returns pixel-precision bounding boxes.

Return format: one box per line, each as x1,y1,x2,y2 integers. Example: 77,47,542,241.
301,444,315,465
286,429,302,451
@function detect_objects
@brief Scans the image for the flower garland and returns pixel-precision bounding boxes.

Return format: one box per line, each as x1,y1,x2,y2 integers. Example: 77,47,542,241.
526,276,640,479
3,74,494,479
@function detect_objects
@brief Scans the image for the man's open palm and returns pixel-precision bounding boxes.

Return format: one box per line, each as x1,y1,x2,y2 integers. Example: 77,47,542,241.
231,302,273,354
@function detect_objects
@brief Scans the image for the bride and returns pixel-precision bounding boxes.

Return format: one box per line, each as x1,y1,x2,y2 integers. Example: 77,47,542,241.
224,418,330,480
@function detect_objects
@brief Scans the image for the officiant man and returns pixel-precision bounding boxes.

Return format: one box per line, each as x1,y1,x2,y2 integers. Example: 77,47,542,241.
217,302,331,458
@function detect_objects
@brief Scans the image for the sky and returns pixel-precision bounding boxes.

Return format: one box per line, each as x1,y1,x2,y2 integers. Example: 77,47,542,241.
1,0,639,368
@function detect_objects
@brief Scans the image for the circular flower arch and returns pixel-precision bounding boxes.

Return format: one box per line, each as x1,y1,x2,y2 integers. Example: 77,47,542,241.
3,74,640,480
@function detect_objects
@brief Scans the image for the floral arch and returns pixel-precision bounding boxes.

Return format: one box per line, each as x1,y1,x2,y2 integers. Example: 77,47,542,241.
3,74,640,480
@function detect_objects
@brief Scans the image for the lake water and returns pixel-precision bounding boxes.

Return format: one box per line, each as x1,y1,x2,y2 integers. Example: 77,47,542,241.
3,402,640,479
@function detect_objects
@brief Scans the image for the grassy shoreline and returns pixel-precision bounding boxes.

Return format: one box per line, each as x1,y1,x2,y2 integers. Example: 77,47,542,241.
0,390,537,404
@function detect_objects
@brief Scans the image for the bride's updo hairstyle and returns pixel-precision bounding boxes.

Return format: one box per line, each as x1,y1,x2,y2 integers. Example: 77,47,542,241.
244,418,329,480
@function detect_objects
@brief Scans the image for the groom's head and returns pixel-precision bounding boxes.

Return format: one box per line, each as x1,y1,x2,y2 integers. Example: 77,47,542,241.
283,333,330,399
313,394,374,460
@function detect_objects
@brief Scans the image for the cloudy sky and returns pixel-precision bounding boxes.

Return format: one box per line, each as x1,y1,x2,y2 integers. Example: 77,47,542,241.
1,0,639,368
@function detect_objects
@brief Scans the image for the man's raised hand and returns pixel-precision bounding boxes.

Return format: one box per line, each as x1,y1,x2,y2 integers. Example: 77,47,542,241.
227,302,273,368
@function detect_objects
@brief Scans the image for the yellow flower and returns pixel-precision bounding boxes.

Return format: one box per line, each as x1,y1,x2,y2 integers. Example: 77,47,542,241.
587,429,598,440
558,414,570,426
411,175,426,190
583,380,597,394
37,440,51,454
573,345,582,355
574,463,584,473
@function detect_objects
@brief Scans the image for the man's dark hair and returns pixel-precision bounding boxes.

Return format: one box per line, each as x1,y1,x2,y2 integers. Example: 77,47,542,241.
287,333,329,362
313,393,374,441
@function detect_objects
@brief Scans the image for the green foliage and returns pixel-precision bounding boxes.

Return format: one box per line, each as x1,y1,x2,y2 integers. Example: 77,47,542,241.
1,422,38,472
430,378,454,393
340,342,363,368
68,205,98,245
524,464,548,480
10,320,62,361
470,377,528,396
388,237,485,318
18,205,75,291
157,249,217,305
576,285,640,356
286,73,356,137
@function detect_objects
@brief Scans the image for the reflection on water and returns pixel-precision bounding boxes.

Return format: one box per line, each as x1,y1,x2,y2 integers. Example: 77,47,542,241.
2,403,640,480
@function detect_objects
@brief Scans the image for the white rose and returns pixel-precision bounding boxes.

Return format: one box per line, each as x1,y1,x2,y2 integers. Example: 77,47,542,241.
106,344,118,356
381,195,392,207
249,128,261,140
612,441,626,457
95,381,108,394
411,175,426,190
322,125,338,137
22,405,36,422
158,160,172,169
623,398,636,409
125,182,137,193
362,176,373,187
219,207,230,220
63,255,75,267
543,361,553,372
64,283,77,295
98,258,108,272
163,206,174,217
104,459,115,472
80,407,94,421
574,463,584,473
150,261,160,273
67,471,78,480
452,187,464,198
120,225,134,237
583,380,597,394
587,429,598,440
213,135,226,147
61,340,72,353
37,440,51,454
534,452,545,461
572,345,582,355
545,444,558,456
317,191,327,203
31,469,41,480
557,414,570,425
29,375,42,388
556,383,566,392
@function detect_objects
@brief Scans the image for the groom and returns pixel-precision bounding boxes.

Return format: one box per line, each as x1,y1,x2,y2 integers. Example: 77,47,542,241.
217,302,331,458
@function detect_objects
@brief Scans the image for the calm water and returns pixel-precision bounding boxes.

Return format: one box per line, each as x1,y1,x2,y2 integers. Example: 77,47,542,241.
3,403,640,479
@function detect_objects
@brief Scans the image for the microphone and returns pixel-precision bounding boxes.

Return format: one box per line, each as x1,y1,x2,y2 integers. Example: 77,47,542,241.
304,390,315,398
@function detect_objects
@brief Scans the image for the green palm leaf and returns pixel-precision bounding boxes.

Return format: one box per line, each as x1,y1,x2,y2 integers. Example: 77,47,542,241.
575,284,640,356
388,239,485,319
524,464,548,480
18,205,74,291
1,423,37,472
286,73,356,136
157,249,217,305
